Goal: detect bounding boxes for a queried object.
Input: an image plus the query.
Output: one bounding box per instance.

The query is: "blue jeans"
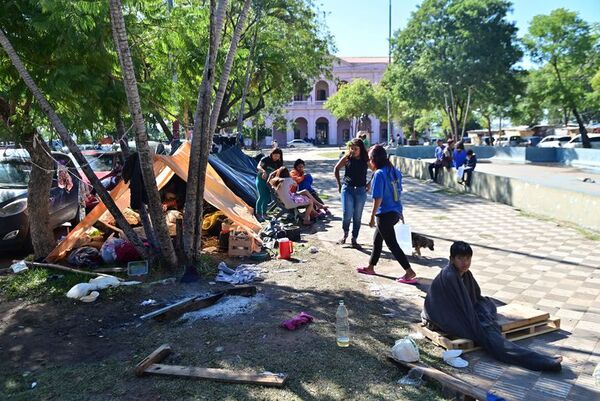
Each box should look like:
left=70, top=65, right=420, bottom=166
left=341, top=184, right=367, bottom=240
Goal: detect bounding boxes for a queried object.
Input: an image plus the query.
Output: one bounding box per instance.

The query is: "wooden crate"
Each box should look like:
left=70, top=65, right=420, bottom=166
left=228, top=232, right=254, bottom=257
left=418, top=306, right=561, bottom=353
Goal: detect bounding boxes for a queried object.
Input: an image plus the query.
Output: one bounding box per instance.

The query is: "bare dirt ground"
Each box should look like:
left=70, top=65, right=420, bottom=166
left=0, top=154, right=448, bottom=401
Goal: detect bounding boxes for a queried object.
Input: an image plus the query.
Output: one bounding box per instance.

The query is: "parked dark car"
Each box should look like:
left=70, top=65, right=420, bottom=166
left=0, top=150, right=81, bottom=250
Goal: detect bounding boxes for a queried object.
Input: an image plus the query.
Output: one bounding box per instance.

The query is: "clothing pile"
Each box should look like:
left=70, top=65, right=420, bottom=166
left=215, top=262, right=263, bottom=285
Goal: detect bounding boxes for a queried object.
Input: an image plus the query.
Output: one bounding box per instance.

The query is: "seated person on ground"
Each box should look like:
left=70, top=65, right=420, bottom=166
left=291, top=159, right=326, bottom=206
left=268, top=167, right=325, bottom=226
left=422, top=241, right=562, bottom=372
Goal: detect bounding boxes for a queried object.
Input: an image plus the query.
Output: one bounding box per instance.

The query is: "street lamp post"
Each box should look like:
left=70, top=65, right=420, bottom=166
left=387, top=0, right=394, bottom=145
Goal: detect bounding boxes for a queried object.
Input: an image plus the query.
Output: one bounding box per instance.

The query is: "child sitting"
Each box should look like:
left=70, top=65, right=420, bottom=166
left=290, top=159, right=326, bottom=206
left=269, top=167, right=325, bottom=226
left=459, top=150, right=477, bottom=186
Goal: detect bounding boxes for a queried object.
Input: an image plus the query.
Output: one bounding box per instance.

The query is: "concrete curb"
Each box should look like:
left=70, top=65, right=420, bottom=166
left=390, top=156, right=600, bottom=232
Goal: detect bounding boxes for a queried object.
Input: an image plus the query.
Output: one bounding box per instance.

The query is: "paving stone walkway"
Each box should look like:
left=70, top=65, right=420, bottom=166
left=300, top=152, right=600, bottom=401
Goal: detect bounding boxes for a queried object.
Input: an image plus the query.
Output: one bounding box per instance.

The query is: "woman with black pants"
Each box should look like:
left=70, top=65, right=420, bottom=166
left=357, top=145, right=417, bottom=284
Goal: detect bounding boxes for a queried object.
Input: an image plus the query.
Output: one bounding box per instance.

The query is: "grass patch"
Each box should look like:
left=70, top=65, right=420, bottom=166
left=0, top=269, right=89, bottom=301
left=517, top=209, right=600, bottom=241
left=318, top=151, right=343, bottom=159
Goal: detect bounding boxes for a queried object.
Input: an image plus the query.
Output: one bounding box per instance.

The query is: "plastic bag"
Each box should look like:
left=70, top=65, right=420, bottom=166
left=397, top=367, right=424, bottom=387
left=393, top=224, right=412, bottom=254
left=391, top=337, right=420, bottom=363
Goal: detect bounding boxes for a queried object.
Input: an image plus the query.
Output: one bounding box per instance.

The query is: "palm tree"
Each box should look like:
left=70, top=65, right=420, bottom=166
left=108, top=0, right=178, bottom=269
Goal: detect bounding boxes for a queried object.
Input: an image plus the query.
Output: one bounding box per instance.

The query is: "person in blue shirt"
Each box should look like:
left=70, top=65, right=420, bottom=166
left=357, top=145, right=417, bottom=284
left=453, top=142, right=467, bottom=168
left=427, top=139, right=444, bottom=182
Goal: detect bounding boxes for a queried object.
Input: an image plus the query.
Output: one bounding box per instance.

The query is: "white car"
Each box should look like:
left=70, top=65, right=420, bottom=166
left=537, top=135, right=572, bottom=148
left=287, top=139, right=315, bottom=149
left=562, top=134, right=600, bottom=149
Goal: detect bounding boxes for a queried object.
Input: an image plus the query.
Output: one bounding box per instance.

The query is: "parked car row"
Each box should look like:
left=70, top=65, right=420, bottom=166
left=479, top=133, right=600, bottom=149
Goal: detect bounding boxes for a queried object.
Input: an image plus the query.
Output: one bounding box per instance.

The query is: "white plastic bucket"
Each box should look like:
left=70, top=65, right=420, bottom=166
left=394, top=223, right=412, bottom=254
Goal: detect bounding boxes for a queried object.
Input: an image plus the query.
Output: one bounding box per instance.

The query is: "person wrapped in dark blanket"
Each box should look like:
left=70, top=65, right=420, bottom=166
left=422, top=241, right=562, bottom=372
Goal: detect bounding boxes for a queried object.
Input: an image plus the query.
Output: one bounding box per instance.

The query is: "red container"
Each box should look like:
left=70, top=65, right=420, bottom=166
left=277, top=238, right=294, bottom=259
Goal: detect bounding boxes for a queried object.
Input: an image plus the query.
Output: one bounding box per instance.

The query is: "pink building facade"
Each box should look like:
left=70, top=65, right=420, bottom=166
left=271, top=57, right=399, bottom=147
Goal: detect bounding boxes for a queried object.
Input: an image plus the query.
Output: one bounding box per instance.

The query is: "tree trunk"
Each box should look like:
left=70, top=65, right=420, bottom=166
left=572, top=107, right=590, bottom=148
left=236, top=16, right=260, bottom=133
left=109, top=0, right=177, bottom=269
left=191, top=0, right=251, bottom=264
left=154, top=111, right=173, bottom=141
left=183, top=0, right=229, bottom=264
left=0, top=27, right=147, bottom=259
left=550, top=60, right=590, bottom=147
left=23, top=131, right=55, bottom=258
left=460, top=87, right=472, bottom=139
left=115, top=113, right=130, bottom=158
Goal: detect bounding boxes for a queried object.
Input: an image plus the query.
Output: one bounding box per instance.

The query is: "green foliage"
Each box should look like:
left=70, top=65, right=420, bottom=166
left=1, top=0, right=334, bottom=143
left=324, top=78, right=384, bottom=122
left=523, top=8, right=600, bottom=127
left=386, top=0, right=522, bottom=138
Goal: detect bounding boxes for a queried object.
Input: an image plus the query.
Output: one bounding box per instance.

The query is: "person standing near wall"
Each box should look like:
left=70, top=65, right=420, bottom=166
left=334, top=138, right=369, bottom=248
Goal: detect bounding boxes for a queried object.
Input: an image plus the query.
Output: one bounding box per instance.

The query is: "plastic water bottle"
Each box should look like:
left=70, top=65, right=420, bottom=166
left=336, top=300, right=350, bottom=347
left=593, top=362, right=600, bottom=387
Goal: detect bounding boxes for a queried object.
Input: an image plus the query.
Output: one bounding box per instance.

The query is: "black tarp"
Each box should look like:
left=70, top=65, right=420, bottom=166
left=208, top=147, right=261, bottom=207
left=423, top=264, right=561, bottom=372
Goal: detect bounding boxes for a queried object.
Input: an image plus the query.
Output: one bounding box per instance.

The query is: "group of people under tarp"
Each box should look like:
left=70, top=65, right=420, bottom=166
left=254, top=148, right=328, bottom=226
left=422, top=241, right=562, bottom=372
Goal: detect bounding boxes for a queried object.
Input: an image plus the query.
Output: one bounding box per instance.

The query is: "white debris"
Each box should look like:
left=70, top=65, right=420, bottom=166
left=181, top=295, right=265, bottom=322
left=10, top=260, right=28, bottom=274
left=140, top=299, right=157, bottom=306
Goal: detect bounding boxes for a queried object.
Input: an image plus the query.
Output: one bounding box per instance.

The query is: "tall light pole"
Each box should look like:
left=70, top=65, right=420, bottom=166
left=387, top=0, right=393, bottom=145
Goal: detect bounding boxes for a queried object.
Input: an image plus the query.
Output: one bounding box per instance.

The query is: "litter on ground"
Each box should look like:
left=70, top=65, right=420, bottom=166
left=180, top=294, right=265, bottom=322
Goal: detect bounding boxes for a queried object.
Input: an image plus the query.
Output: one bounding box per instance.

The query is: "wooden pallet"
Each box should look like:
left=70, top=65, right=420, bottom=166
left=418, top=317, right=561, bottom=353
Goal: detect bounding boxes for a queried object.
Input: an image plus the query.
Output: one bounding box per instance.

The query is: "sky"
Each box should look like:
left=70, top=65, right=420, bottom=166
left=320, top=0, right=600, bottom=58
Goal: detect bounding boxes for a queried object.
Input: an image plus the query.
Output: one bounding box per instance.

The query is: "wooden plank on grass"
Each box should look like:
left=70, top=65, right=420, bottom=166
left=135, top=344, right=173, bottom=377
left=144, top=364, right=288, bottom=387
left=140, top=293, right=225, bottom=321
left=388, top=357, right=489, bottom=400
left=496, top=304, right=549, bottom=332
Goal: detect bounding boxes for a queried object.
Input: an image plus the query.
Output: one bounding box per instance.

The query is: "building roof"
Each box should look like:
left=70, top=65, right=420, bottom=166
left=338, top=56, right=389, bottom=64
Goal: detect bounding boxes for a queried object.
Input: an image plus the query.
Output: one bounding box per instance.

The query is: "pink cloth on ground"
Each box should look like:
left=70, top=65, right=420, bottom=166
left=280, top=312, right=314, bottom=330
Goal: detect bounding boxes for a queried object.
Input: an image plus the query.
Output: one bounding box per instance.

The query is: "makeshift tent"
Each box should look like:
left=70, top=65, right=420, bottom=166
left=208, top=146, right=259, bottom=207
left=46, top=142, right=260, bottom=262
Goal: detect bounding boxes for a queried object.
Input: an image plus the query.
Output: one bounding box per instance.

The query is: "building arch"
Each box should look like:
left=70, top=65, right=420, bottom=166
left=314, top=80, right=330, bottom=101
left=315, top=116, right=329, bottom=145
left=293, top=117, right=308, bottom=139
left=337, top=118, right=351, bottom=144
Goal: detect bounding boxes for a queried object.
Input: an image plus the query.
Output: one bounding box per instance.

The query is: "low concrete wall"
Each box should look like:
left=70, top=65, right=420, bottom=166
left=391, top=156, right=600, bottom=231
left=557, top=148, right=600, bottom=170
left=393, top=145, right=597, bottom=167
